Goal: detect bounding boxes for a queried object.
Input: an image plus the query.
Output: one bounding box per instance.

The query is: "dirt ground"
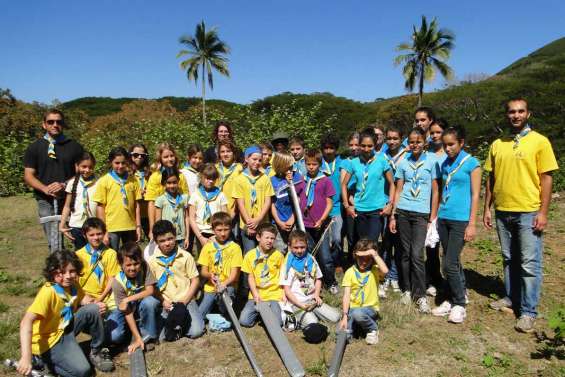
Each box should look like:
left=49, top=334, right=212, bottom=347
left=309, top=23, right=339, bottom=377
left=0, top=194, right=563, bottom=377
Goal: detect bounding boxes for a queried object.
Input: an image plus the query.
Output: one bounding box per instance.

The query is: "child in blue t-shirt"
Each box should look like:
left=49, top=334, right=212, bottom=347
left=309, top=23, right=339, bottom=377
left=270, top=152, right=305, bottom=253
left=389, top=127, right=440, bottom=314
left=340, top=132, right=361, bottom=264
left=431, top=126, right=481, bottom=324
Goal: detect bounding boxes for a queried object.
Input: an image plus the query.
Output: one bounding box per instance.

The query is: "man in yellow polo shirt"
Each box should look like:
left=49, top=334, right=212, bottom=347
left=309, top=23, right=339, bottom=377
left=483, top=98, right=558, bottom=333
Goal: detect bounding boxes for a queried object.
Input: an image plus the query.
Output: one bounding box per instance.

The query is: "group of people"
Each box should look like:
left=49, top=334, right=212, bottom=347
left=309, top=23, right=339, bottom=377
left=15, top=97, right=558, bottom=376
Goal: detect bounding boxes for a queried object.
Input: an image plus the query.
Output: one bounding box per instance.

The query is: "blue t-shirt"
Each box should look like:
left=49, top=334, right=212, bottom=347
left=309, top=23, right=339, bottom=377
left=321, top=156, right=344, bottom=217
left=344, top=154, right=390, bottom=212
left=438, top=152, right=480, bottom=221
left=271, top=173, right=305, bottom=222
left=340, top=157, right=357, bottom=190
left=293, top=158, right=307, bottom=177
left=381, top=148, right=409, bottom=200
left=395, top=152, right=440, bottom=214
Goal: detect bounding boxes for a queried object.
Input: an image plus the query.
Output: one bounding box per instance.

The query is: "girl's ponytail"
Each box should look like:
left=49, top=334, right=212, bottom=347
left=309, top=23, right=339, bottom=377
left=70, top=172, right=80, bottom=213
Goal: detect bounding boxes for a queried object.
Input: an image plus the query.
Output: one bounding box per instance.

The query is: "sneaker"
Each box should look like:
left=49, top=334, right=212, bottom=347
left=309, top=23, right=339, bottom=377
left=426, top=285, right=437, bottom=297
left=378, top=284, right=387, bottom=299
left=448, top=305, right=466, bottom=323
left=329, top=285, right=339, bottom=295
left=365, top=330, right=379, bottom=345
left=489, top=297, right=512, bottom=311
left=383, top=279, right=391, bottom=290
left=515, top=315, right=536, bottom=333
left=90, top=348, right=115, bottom=372
left=416, top=297, right=431, bottom=314
left=465, top=290, right=470, bottom=305
left=432, top=300, right=452, bottom=317
left=400, top=291, right=411, bottom=305
left=390, top=280, right=400, bottom=292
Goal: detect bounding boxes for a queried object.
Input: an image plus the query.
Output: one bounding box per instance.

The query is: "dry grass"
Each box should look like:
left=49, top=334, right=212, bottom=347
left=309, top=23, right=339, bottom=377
left=1, top=194, right=564, bottom=377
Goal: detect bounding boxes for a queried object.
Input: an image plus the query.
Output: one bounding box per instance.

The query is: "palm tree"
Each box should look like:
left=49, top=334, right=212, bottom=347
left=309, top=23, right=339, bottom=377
left=394, top=16, right=455, bottom=107
left=177, top=21, right=230, bottom=127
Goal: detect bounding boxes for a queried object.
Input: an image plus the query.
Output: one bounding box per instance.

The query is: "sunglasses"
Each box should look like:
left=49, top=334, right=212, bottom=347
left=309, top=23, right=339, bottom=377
left=130, top=152, right=148, bottom=159
left=46, top=119, right=64, bottom=126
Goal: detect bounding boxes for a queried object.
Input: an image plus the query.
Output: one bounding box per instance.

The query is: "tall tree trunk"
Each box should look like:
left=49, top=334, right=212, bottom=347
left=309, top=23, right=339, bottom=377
left=418, top=64, right=424, bottom=108
left=201, top=64, right=206, bottom=128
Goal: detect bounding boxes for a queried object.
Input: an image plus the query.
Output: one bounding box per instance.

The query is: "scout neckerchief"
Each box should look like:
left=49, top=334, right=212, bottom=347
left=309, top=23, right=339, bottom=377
left=242, top=168, right=261, bottom=209
left=43, top=133, right=66, bottom=159
left=383, top=147, right=406, bottom=172
left=285, top=252, right=315, bottom=276
left=512, top=124, right=531, bottom=149
left=360, top=151, right=377, bottom=194
left=407, top=152, right=427, bottom=198
left=352, top=266, right=370, bottom=306
left=109, top=170, right=129, bottom=208
left=165, top=191, right=184, bottom=231
left=263, top=166, right=272, bottom=176
left=442, top=150, right=471, bottom=204
left=212, top=240, right=233, bottom=276
left=253, top=247, right=273, bottom=288
left=321, top=157, right=338, bottom=176
left=51, top=283, right=78, bottom=330
left=116, top=270, right=144, bottom=296
left=293, top=157, right=305, bottom=174
left=79, top=175, right=96, bottom=218
left=156, top=248, right=178, bottom=290
left=305, top=172, right=325, bottom=208
left=85, top=243, right=105, bottom=284
left=135, top=170, right=145, bottom=192
left=275, top=176, right=290, bottom=199
left=198, top=185, right=221, bottom=224
left=218, top=162, right=237, bottom=189
left=182, top=162, right=199, bottom=175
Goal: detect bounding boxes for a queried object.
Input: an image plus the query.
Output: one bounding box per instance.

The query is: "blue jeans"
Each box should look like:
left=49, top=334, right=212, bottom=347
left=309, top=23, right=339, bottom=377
left=37, top=198, right=64, bottom=253
left=330, top=215, right=343, bottom=264
left=307, top=226, right=336, bottom=287
left=198, top=287, right=236, bottom=317
left=382, top=218, right=401, bottom=282
left=438, top=219, right=468, bottom=306
left=158, top=300, right=205, bottom=339
left=40, top=304, right=104, bottom=377
left=106, top=296, right=161, bottom=344
left=240, top=229, right=258, bottom=254
left=348, top=307, right=378, bottom=333
left=397, top=209, right=428, bottom=299
left=239, top=300, right=282, bottom=328
left=70, top=227, right=87, bottom=250
left=355, top=210, right=383, bottom=242
left=495, top=211, right=543, bottom=317
left=107, top=230, right=136, bottom=252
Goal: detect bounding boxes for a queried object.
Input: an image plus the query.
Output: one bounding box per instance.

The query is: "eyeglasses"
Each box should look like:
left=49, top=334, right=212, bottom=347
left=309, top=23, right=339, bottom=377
left=130, top=153, right=148, bottom=159
left=46, top=119, right=64, bottom=126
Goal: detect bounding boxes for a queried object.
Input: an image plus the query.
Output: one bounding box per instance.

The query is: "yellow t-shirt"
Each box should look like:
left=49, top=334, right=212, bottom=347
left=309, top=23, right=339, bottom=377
left=28, top=282, right=85, bottom=355
left=241, top=248, right=284, bottom=301
left=76, top=246, right=120, bottom=310
left=216, top=162, right=243, bottom=216
left=144, top=171, right=189, bottom=201
left=148, top=247, right=198, bottom=302
left=197, top=240, right=243, bottom=293
left=342, top=265, right=381, bottom=312
left=232, top=171, right=275, bottom=228
left=92, top=173, right=141, bottom=232
left=484, top=131, right=558, bottom=212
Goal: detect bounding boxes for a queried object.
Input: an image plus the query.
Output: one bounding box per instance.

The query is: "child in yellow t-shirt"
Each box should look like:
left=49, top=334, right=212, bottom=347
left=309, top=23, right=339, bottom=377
left=233, top=145, right=275, bottom=252
left=216, top=140, right=243, bottom=218
left=259, top=142, right=275, bottom=177
left=197, top=212, right=242, bottom=320
left=93, top=146, right=142, bottom=251
left=17, top=250, right=114, bottom=376
left=147, top=220, right=205, bottom=340
left=239, top=223, right=284, bottom=327
left=339, top=239, right=388, bottom=345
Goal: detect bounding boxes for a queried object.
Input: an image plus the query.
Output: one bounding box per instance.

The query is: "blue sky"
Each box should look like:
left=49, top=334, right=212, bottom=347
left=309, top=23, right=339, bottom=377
left=1, top=1, right=564, bottom=104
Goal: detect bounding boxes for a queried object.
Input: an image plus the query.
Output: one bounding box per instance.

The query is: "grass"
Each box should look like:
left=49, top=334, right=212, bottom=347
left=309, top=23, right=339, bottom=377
left=1, top=194, right=565, bottom=376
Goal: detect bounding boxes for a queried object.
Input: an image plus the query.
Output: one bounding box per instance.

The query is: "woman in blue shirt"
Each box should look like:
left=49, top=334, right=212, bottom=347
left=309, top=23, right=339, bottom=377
left=341, top=128, right=394, bottom=245
left=390, top=127, right=440, bottom=314
left=431, top=126, right=481, bottom=324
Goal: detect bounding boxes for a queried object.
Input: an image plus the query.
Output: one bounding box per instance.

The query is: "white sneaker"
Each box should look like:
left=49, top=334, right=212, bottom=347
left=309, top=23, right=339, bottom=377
left=378, top=284, right=387, bottom=299
left=390, top=280, right=400, bottom=292
left=416, top=297, right=431, bottom=314
left=448, top=305, right=466, bottom=323
left=383, top=279, right=391, bottom=290
left=426, top=285, right=437, bottom=297
left=432, top=300, right=452, bottom=317
left=329, top=285, right=339, bottom=295
left=400, top=291, right=411, bottom=305
left=365, top=330, right=379, bottom=345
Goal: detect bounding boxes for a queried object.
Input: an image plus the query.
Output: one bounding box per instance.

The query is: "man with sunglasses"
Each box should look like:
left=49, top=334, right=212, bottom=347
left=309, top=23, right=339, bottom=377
left=24, top=109, right=84, bottom=252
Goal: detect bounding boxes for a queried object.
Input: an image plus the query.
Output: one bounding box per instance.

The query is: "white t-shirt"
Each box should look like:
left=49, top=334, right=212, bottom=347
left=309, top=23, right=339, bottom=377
left=188, top=189, right=228, bottom=233
left=65, top=177, right=99, bottom=228
left=181, top=169, right=200, bottom=196
left=279, top=254, right=323, bottom=306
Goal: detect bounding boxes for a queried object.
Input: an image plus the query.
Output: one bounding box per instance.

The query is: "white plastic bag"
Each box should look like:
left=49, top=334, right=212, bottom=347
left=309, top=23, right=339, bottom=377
left=425, top=218, right=440, bottom=248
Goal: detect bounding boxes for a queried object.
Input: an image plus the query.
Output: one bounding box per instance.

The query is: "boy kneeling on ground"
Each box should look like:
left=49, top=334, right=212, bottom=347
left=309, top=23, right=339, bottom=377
left=339, top=239, right=388, bottom=345
left=17, top=250, right=114, bottom=377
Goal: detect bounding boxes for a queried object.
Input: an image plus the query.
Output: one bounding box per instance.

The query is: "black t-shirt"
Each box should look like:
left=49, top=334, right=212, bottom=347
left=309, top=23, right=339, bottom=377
left=203, top=145, right=218, bottom=164
left=23, top=137, right=84, bottom=200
